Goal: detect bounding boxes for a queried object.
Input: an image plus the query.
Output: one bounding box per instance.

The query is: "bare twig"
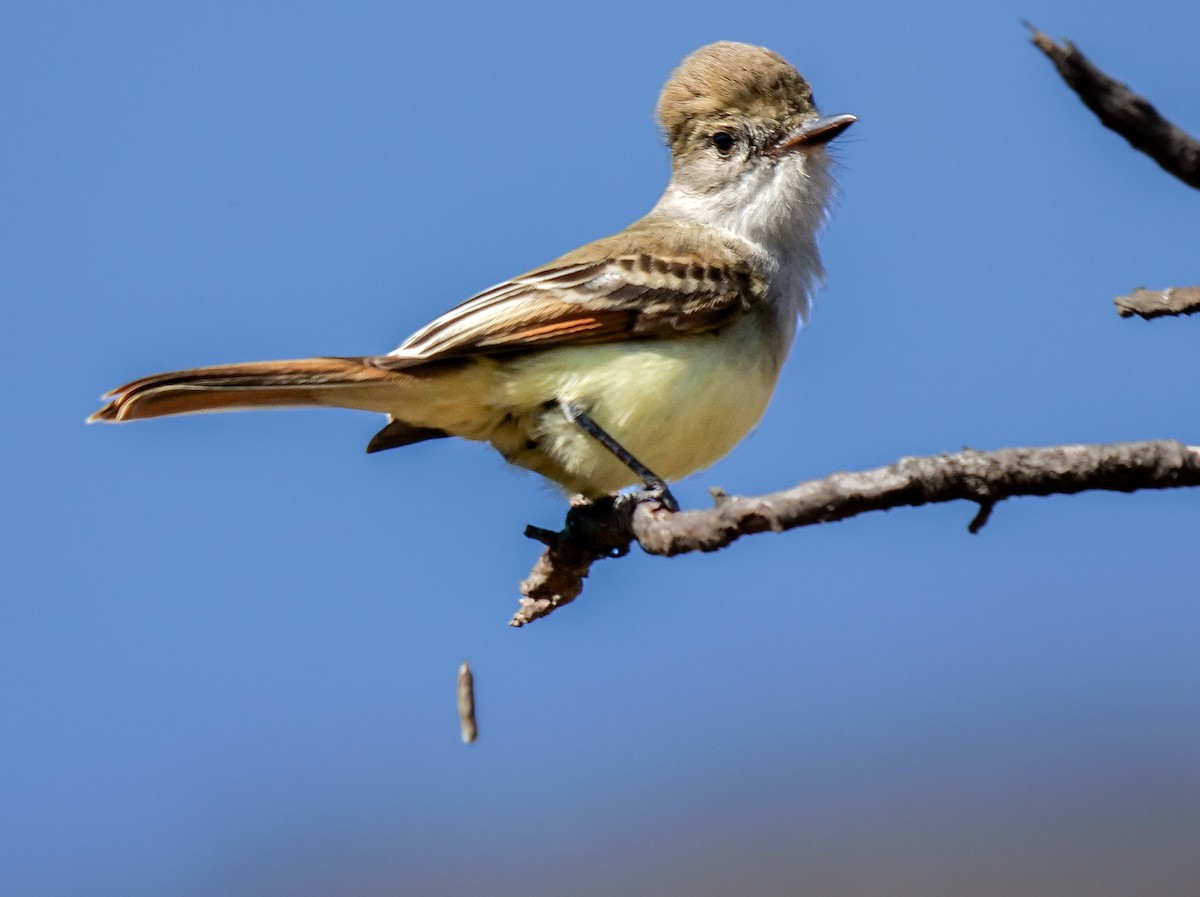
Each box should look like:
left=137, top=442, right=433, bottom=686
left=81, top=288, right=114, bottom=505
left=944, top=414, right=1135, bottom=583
left=457, top=661, right=477, bottom=744
left=511, top=440, right=1200, bottom=626
left=1028, top=27, right=1200, bottom=189
left=1115, top=286, right=1200, bottom=320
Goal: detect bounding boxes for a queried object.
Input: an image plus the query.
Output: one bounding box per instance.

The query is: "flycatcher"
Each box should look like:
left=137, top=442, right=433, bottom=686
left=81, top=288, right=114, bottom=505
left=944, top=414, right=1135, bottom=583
left=91, top=42, right=855, bottom=512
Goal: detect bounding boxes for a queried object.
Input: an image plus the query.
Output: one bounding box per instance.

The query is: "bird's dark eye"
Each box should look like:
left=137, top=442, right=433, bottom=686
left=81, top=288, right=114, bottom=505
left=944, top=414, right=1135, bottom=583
left=711, top=131, right=735, bottom=156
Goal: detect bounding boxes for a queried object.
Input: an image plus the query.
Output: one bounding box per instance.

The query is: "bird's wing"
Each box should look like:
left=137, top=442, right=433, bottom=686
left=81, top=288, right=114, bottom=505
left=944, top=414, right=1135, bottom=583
left=373, top=220, right=765, bottom=368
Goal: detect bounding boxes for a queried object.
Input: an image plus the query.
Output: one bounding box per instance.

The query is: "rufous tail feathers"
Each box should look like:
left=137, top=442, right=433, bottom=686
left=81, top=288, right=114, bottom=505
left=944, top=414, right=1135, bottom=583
left=89, top=357, right=404, bottom=423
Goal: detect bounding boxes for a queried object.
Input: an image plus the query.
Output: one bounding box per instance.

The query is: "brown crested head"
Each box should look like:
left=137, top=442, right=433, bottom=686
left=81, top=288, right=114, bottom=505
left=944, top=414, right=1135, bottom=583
left=656, top=42, right=819, bottom=158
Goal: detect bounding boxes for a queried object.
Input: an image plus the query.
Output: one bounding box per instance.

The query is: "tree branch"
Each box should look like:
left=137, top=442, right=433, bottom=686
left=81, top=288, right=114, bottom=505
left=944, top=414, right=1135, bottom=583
left=1028, top=27, right=1200, bottom=190
left=1115, top=286, right=1200, bottom=320
left=510, top=440, right=1200, bottom=626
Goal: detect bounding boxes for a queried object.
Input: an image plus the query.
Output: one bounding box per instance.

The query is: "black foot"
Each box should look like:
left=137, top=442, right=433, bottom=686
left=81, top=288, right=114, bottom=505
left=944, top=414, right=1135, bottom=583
left=622, top=481, right=679, bottom=513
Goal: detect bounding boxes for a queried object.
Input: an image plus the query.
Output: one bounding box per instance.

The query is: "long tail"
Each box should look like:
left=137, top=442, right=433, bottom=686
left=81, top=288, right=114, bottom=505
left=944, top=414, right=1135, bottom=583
left=89, top=357, right=407, bottom=423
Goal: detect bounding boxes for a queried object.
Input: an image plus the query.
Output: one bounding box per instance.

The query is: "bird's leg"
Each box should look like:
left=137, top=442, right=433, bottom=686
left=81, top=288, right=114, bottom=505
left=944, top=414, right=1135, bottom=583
left=559, top=400, right=680, bottom=512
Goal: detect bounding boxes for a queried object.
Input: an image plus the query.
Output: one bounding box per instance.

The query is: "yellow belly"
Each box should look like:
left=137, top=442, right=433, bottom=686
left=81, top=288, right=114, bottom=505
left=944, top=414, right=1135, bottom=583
left=385, top=313, right=786, bottom=498
left=494, top=314, right=783, bottom=496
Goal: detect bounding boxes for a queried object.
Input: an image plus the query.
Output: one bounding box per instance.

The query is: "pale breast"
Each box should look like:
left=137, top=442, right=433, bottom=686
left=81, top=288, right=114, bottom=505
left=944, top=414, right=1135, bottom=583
left=490, top=311, right=785, bottom=496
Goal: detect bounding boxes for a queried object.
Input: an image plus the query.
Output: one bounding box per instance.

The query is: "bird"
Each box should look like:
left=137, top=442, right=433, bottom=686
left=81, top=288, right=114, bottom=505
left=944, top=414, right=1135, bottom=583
left=90, top=42, right=855, bottom=512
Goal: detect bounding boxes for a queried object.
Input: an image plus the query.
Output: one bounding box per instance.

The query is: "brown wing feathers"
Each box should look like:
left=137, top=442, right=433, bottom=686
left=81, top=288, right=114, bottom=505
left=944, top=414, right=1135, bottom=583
left=380, top=245, right=758, bottom=366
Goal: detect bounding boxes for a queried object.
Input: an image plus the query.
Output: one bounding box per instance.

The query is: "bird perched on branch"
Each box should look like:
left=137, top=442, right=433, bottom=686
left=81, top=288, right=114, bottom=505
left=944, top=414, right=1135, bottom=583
left=91, top=42, right=855, bottom=512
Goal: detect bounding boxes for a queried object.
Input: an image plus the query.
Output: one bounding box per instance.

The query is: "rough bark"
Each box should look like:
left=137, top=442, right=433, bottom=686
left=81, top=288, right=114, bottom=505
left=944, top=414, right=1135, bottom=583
left=511, top=440, right=1200, bottom=626
left=1029, top=28, right=1200, bottom=189
left=1115, top=286, right=1200, bottom=320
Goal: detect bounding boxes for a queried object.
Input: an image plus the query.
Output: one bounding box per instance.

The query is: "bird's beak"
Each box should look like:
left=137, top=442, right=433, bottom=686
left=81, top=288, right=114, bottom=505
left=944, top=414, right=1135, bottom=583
left=774, top=113, right=857, bottom=154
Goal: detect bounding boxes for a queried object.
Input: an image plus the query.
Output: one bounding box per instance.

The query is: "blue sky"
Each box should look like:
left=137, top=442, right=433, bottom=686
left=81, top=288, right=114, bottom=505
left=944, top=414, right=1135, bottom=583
left=4, top=1, right=1198, bottom=894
